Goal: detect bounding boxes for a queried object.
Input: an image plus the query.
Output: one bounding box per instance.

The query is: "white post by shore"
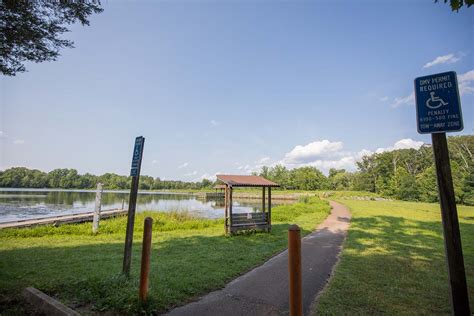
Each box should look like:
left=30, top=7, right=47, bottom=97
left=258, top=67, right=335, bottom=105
left=92, top=183, right=103, bottom=234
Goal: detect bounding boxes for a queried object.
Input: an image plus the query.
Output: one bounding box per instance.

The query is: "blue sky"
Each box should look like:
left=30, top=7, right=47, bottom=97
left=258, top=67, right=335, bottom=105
left=1, top=0, right=473, bottom=181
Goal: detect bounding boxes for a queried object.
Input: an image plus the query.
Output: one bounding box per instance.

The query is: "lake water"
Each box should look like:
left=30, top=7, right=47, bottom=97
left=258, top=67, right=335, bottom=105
left=0, top=189, right=281, bottom=223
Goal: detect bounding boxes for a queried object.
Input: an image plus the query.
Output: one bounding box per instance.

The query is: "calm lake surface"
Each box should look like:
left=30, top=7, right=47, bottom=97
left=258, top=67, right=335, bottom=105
left=0, top=188, right=282, bottom=223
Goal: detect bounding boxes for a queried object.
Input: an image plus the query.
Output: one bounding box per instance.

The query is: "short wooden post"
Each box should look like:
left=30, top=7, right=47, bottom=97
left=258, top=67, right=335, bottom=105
left=92, top=183, right=103, bottom=234
left=288, top=224, right=302, bottom=316
left=268, top=187, right=272, bottom=232
left=139, top=217, right=153, bottom=303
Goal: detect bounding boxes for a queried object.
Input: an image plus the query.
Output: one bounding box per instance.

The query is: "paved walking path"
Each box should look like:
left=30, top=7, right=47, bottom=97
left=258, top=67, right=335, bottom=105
left=166, top=201, right=351, bottom=316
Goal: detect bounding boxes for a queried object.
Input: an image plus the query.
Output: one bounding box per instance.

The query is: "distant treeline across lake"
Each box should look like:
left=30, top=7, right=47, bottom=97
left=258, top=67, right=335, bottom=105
left=0, top=135, right=472, bottom=204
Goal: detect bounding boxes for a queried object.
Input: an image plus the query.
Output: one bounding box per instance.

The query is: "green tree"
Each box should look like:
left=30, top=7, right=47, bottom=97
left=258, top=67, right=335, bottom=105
left=436, top=0, right=473, bottom=11
left=290, top=167, right=328, bottom=190
left=391, top=167, right=419, bottom=201
left=267, top=165, right=291, bottom=189
left=1, top=0, right=102, bottom=76
left=462, top=165, right=474, bottom=205
left=417, top=166, right=438, bottom=203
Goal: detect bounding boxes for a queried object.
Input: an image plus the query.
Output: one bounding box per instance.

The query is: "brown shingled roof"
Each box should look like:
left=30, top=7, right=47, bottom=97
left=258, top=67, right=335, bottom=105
left=216, top=175, right=279, bottom=187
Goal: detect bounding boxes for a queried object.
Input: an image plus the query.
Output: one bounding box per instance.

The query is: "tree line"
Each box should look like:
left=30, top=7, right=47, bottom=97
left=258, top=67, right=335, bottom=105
left=0, top=168, right=213, bottom=191
left=1, top=135, right=472, bottom=204
left=255, top=135, right=473, bottom=205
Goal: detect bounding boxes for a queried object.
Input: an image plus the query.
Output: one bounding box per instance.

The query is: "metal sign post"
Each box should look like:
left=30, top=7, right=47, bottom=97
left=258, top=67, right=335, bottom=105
left=414, top=72, right=470, bottom=315
left=122, top=136, right=145, bottom=276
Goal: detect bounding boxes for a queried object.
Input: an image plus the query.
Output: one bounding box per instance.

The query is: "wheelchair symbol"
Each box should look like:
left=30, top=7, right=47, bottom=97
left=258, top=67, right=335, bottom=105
left=426, top=92, right=448, bottom=109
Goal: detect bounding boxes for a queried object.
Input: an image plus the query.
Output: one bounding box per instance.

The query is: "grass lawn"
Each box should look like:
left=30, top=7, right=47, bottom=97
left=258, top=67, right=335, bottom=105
left=0, top=197, right=329, bottom=315
left=315, top=199, right=474, bottom=315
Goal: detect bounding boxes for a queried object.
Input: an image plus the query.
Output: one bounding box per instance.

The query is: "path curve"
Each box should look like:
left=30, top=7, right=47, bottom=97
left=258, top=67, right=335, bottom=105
left=166, top=201, right=351, bottom=316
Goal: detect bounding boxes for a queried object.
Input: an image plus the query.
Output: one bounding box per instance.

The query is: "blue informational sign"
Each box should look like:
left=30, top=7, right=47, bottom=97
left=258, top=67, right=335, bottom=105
left=414, top=71, right=463, bottom=134
left=130, top=136, right=144, bottom=176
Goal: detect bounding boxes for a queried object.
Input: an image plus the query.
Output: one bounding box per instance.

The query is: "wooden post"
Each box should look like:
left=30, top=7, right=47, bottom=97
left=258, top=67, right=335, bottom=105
left=224, top=185, right=228, bottom=234
left=268, top=187, right=272, bottom=232
left=262, top=187, right=266, bottom=217
left=229, top=186, right=233, bottom=234
left=139, top=217, right=153, bottom=303
left=92, top=183, right=103, bottom=234
left=123, top=136, right=145, bottom=276
left=432, top=132, right=470, bottom=315
left=288, top=224, right=302, bottom=316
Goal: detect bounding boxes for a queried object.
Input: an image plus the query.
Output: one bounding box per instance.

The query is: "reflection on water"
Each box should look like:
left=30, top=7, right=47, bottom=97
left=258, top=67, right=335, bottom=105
left=0, top=189, right=283, bottom=223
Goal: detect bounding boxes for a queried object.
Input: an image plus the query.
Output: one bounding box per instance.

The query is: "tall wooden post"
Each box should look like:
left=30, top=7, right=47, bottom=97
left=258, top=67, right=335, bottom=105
left=123, top=136, right=145, bottom=276
left=92, top=183, right=103, bottom=234
left=262, top=187, right=266, bottom=218
left=229, top=186, right=233, bottom=234
left=268, top=187, right=272, bottom=232
left=432, top=132, right=470, bottom=315
left=224, top=185, right=228, bottom=234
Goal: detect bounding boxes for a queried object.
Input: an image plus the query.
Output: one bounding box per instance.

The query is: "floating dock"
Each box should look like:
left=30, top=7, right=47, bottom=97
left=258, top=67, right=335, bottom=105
left=0, top=209, right=127, bottom=229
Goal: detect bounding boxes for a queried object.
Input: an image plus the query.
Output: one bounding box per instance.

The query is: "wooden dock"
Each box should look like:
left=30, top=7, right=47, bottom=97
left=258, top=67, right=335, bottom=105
left=0, top=209, right=127, bottom=229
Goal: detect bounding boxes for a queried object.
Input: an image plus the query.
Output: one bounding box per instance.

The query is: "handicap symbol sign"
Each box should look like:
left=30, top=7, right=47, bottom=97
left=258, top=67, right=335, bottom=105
left=425, top=91, right=449, bottom=109
left=414, top=71, right=463, bottom=134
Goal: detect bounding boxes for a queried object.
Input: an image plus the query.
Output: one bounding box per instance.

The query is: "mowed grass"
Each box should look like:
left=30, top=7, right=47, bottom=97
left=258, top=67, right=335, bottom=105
left=315, top=199, right=474, bottom=315
left=0, top=197, right=330, bottom=315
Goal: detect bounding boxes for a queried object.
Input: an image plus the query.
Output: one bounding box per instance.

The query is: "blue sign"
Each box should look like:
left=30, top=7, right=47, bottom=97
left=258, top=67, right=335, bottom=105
left=414, top=71, right=463, bottom=134
left=130, top=136, right=144, bottom=176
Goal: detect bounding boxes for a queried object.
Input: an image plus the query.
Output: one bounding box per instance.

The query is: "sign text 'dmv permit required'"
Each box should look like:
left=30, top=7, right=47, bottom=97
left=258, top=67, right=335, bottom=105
left=414, top=71, right=463, bottom=134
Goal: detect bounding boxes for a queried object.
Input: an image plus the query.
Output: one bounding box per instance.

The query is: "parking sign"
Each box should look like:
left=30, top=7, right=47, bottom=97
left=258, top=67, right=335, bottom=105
left=414, top=71, right=463, bottom=134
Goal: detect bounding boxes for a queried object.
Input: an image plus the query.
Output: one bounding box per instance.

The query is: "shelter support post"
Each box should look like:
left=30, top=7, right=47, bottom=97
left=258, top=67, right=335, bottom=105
left=229, top=187, right=233, bottom=234
left=268, top=187, right=272, bottom=232
left=224, top=185, right=228, bottom=234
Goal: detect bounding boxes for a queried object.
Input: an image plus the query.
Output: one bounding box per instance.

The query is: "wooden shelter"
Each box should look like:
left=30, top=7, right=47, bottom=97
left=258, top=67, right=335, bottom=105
left=216, top=175, right=279, bottom=234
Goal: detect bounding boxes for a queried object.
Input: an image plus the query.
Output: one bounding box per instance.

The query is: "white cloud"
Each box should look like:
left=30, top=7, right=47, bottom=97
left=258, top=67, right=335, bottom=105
left=194, top=172, right=218, bottom=182
left=152, top=160, right=159, bottom=164
left=423, top=53, right=461, bottom=69
left=210, top=120, right=221, bottom=126
left=379, top=96, right=389, bottom=102
left=184, top=170, right=198, bottom=176
left=13, top=139, right=25, bottom=145
left=375, top=138, right=424, bottom=153
left=357, top=149, right=373, bottom=158
left=305, top=156, right=357, bottom=172
left=256, top=157, right=271, bottom=164
left=391, top=92, right=415, bottom=108
left=237, top=164, right=254, bottom=174
left=239, top=138, right=427, bottom=175
left=177, top=162, right=189, bottom=169
left=459, top=70, right=474, bottom=82
left=275, top=139, right=355, bottom=174
left=458, top=70, right=474, bottom=96
left=283, top=140, right=343, bottom=164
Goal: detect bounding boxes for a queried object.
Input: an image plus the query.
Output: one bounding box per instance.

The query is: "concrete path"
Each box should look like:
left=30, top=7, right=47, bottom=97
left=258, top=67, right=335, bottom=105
left=166, top=201, right=351, bottom=316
